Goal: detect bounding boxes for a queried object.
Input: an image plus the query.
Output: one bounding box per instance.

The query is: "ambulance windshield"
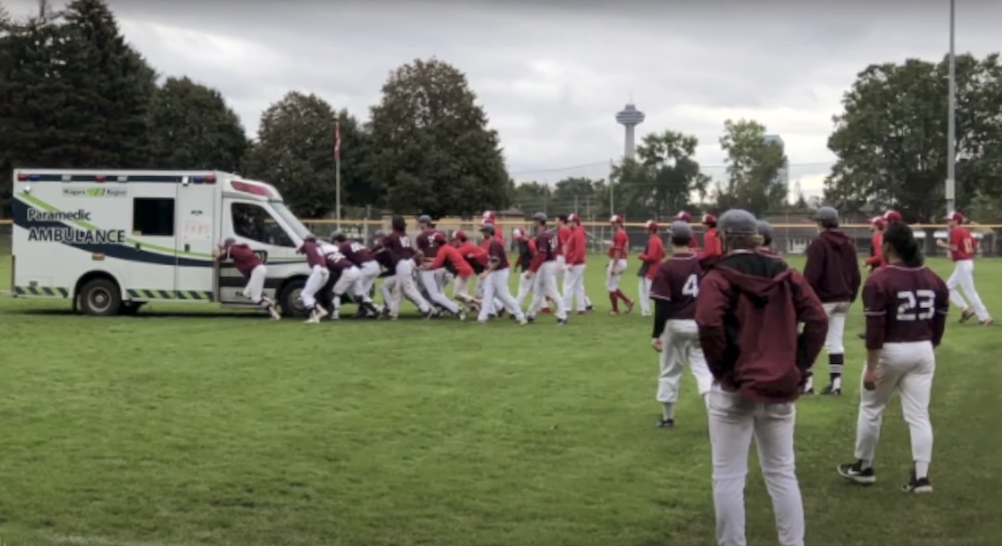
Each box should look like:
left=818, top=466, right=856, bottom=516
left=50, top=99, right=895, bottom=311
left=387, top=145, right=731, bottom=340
left=270, top=201, right=313, bottom=240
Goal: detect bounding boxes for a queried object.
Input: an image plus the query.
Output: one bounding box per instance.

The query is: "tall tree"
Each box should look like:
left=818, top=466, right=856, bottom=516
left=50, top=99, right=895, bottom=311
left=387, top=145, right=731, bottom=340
left=147, top=76, right=248, bottom=172
left=609, top=130, right=710, bottom=220
left=823, top=54, right=1002, bottom=223
left=716, top=119, right=788, bottom=215
left=551, top=176, right=598, bottom=215
left=366, top=57, right=511, bottom=216
left=511, top=181, right=552, bottom=215
left=242, top=91, right=370, bottom=218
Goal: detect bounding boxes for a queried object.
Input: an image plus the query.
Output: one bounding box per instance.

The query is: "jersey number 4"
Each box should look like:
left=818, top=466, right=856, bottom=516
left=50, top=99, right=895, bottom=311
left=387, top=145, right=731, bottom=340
left=896, top=289, right=935, bottom=321
left=682, top=274, right=699, bottom=297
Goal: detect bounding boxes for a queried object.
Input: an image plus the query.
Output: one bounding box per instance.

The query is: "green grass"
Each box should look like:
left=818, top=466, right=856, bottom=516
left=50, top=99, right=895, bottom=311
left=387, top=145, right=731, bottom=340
left=0, top=252, right=1001, bottom=546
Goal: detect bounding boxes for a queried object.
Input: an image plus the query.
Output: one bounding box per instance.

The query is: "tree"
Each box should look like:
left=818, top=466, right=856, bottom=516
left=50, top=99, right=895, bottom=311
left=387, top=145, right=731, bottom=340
left=551, top=177, right=598, bottom=215
left=366, top=57, right=511, bottom=216
left=609, top=130, right=710, bottom=220
left=241, top=91, right=365, bottom=218
left=716, top=119, right=788, bottom=215
left=511, top=181, right=551, bottom=215
left=823, top=54, right=1002, bottom=222
left=147, top=76, right=248, bottom=172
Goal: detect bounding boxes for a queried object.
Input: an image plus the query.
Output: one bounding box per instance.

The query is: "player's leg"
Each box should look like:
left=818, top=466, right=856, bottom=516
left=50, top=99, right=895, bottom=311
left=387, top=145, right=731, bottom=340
left=821, top=307, right=847, bottom=394
left=605, top=262, right=620, bottom=314
left=380, top=276, right=396, bottom=317
left=946, top=264, right=972, bottom=320
left=397, top=259, right=432, bottom=315
left=301, top=266, right=327, bottom=322
left=492, top=268, right=526, bottom=323
left=526, top=271, right=547, bottom=319
left=246, top=265, right=280, bottom=319
left=680, top=326, right=713, bottom=408
left=804, top=303, right=835, bottom=393
left=753, top=401, right=804, bottom=546
left=656, top=321, right=684, bottom=427
left=839, top=352, right=906, bottom=484
left=348, top=268, right=379, bottom=317
left=957, top=261, right=991, bottom=323
left=897, top=343, right=936, bottom=492
left=560, top=264, right=577, bottom=312
left=638, top=277, right=651, bottom=316
left=556, top=255, right=566, bottom=292
left=708, top=387, right=755, bottom=546
left=477, top=272, right=498, bottom=323
left=516, top=271, right=533, bottom=307
left=421, top=269, right=462, bottom=316
left=576, top=265, right=592, bottom=311
left=329, top=270, right=358, bottom=319
left=543, top=263, right=567, bottom=321
left=614, top=259, right=634, bottom=313
left=360, top=261, right=380, bottom=295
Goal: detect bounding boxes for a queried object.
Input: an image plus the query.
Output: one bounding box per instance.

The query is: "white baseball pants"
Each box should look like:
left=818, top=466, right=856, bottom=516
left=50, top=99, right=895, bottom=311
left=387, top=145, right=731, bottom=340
left=822, top=302, right=849, bottom=355
left=477, top=268, right=525, bottom=322
left=556, top=254, right=567, bottom=287
left=638, top=276, right=653, bottom=315
left=657, top=319, right=713, bottom=408
left=528, top=261, right=567, bottom=320
left=300, top=264, right=329, bottom=309
left=476, top=278, right=505, bottom=316
left=419, top=268, right=461, bottom=314
left=853, top=341, right=935, bottom=472
left=451, top=274, right=475, bottom=304
left=947, top=259, right=989, bottom=321
left=331, top=266, right=362, bottom=297
left=515, top=271, right=535, bottom=307
left=606, top=258, right=628, bottom=292
left=381, top=276, right=419, bottom=310
left=709, top=386, right=804, bottom=546
left=358, top=261, right=381, bottom=295
left=242, top=265, right=268, bottom=304
left=391, top=259, right=430, bottom=315
left=561, top=263, right=589, bottom=312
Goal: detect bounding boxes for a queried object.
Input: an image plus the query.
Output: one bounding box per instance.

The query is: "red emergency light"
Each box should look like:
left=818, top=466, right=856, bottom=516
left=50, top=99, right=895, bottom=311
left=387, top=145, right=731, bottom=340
left=94, top=174, right=106, bottom=183
left=232, top=180, right=273, bottom=198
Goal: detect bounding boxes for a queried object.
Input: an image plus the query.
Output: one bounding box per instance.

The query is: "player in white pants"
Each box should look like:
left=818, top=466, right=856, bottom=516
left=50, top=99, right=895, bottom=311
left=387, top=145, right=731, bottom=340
left=476, top=223, right=527, bottom=325
left=385, top=215, right=433, bottom=319
left=299, top=237, right=330, bottom=323
left=525, top=212, right=568, bottom=324
left=637, top=220, right=665, bottom=317
left=415, top=216, right=464, bottom=318
left=561, top=213, right=592, bottom=313
left=939, top=211, right=992, bottom=325
left=606, top=214, right=634, bottom=314
left=328, top=260, right=377, bottom=320
left=838, top=222, right=949, bottom=493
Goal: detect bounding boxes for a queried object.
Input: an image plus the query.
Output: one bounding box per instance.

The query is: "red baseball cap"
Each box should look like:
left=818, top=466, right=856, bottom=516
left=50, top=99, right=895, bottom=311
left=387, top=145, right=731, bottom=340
left=567, top=213, right=581, bottom=224
left=452, top=229, right=467, bottom=241
left=702, top=214, right=717, bottom=224
left=674, top=211, right=692, bottom=222
left=645, top=220, right=658, bottom=231
left=945, top=211, right=965, bottom=222
left=870, top=216, right=886, bottom=229
left=433, top=231, right=447, bottom=244
left=609, top=214, right=624, bottom=224
left=512, top=228, right=525, bottom=240
left=884, top=210, right=902, bottom=223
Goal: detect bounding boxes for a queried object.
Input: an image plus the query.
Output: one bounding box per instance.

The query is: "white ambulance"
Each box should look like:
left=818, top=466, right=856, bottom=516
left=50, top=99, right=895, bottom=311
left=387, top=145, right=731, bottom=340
left=10, top=169, right=320, bottom=317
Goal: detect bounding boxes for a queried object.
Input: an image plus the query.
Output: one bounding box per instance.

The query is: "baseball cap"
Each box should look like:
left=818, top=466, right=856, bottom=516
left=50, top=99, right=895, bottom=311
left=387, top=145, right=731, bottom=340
left=567, top=213, right=580, bottom=223
left=532, top=212, right=548, bottom=222
left=669, top=221, right=692, bottom=239
left=701, top=213, right=716, bottom=225
left=512, top=228, right=524, bottom=240
left=870, top=216, right=886, bottom=228
left=609, top=214, right=624, bottom=224
left=718, top=209, right=758, bottom=235
left=644, top=220, right=658, bottom=231
left=675, top=211, right=692, bottom=222
left=418, top=214, right=433, bottom=225
left=884, top=210, right=902, bottom=223
left=452, top=229, right=466, bottom=241
left=756, top=220, right=773, bottom=240
left=945, top=211, right=965, bottom=222
left=480, top=223, right=496, bottom=234
left=813, top=206, right=838, bottom=223
left=433, top=231, right=447, bottom=243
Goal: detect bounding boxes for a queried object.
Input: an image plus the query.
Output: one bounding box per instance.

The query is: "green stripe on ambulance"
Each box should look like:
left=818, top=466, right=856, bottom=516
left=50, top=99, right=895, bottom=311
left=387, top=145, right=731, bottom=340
left=126, top=289, right=212, bottom=300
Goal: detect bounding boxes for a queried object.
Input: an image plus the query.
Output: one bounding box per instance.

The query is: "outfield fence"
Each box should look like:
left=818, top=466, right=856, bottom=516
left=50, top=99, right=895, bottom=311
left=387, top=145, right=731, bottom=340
left=2, top=219, right=1000, bottom=257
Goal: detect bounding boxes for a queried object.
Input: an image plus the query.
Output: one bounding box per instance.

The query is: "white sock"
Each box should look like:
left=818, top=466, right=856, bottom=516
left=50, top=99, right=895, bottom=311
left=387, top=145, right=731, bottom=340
left=661, top=403, right=674, bottom=421
left=804, top=375, right=814, bottom=391
left=832, top=375, right=842, bottom=391
left=915, top=462, right=930, bottom=480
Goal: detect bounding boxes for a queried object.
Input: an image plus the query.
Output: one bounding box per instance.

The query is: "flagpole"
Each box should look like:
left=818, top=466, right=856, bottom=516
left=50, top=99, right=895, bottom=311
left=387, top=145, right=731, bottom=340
left=334, top=121, right=342, bottom=224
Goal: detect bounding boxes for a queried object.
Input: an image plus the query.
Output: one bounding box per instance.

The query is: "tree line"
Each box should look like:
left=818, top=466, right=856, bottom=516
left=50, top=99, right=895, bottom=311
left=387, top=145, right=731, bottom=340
left=3, top=0, right=1001, bottom=223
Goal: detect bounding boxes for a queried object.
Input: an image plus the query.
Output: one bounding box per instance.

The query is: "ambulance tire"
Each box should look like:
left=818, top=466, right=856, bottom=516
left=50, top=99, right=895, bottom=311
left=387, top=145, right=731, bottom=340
left=278, top=278, right=308, bottom=319
left=79, top=278, right=122, bottom=317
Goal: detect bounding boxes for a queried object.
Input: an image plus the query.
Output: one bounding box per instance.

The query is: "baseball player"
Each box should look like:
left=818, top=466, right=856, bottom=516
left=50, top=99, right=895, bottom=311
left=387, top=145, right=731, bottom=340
left=756, top=220, right=784, bottom=261
left=699, top=213, right=722, bottom=257
left=561, top=213, right=593, bottom=313
left=864, top=216, right=887, bottom=273
left=695, top=209, right=827, bottom=546
left=938, top=211, right=992, bottom=325
left=673, top=211, right=701, bottom=251
left=802, top=206, right=861, bottom=395
left=838, top=222, right=948, bottom=494
left=606, top=214, right=634, bottom=314
left=637, top=219, right=665, bottom=317
left=297, top=235, right=330, bottom=323
left=512, top=228, right=537, bottom=308
left=214, top=238, right=281, bottom=320
left=476, top=223, right=527, bottom=325
left=415, top=215, right=464, bottom=318
left=525, top=212, right=569, bottom=324
left=649, top=221, right=712, bottom=428
left=384, top=215, right=434, bottom=319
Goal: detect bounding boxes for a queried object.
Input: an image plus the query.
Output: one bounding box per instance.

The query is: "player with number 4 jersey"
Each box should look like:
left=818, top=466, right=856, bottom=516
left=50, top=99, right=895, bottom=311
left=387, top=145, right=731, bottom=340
left=838, top=222, right=949, bottom=494
left=649, top=221, right=712, bottom=428
left=938, top=211, right=992, bottom=325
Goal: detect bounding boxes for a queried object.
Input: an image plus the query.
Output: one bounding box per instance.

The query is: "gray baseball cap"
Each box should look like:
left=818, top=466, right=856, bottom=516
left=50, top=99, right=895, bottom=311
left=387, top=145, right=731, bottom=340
left=813, top=206, right=838, bottom=223
left=669, top=221, right=692, bottom=239
left=223, top=237, right=236, bottom=246
left=418, top=214, right=433, bottom=225
left=480, top=223, right=496, bottom=234
left=718, top=209, right=759, bottom=235
left=756, top=220, right=773, bottom=239
left=532, top=212, right=548, bottom=222
left=373, top=229, right=386, bottom=238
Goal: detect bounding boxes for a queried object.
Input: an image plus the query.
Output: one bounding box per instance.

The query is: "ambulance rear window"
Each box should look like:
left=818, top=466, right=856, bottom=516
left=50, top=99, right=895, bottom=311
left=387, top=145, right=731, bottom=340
left=133, top=197, right=175, bottom=237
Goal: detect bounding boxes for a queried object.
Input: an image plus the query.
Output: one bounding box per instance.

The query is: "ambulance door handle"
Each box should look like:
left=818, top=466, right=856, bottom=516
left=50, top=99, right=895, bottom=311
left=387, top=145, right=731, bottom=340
left=184, top=244, right=190, bottom=252
left=135, top=243, right=141, bottom=250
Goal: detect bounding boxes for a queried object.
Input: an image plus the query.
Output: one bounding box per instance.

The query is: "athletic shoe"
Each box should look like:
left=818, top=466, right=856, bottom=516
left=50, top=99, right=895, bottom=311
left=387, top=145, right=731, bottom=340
left=526, top=315, right=535, bottom=323
left=517, top=317, right=528, bottom=326
left=458, top=309, right=467, bottom=321
left=837, top=461, right=876, bottom=485
left=902, top=472, right=932, bottom=493
left=980, top=317, right=994, bottom=326
left=821, top=384, right=841, bottom=396
left=657, top=418, right=675, bottom=429
left=960, top=309, right=975, bottom=323
left=624, top=300, right=634, bottom=314
left=556, top=318, right=568, bottom=325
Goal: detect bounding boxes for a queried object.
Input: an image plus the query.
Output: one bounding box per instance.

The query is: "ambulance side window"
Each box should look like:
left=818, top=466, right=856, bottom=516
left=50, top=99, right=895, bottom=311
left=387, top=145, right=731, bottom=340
left=231, top=203, right=294, bottom=248
left=133, top=198, right=175, bottom=237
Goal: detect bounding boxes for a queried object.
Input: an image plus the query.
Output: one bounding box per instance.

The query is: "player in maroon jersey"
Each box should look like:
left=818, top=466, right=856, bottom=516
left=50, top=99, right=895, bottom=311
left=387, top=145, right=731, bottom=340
left=525, top=212, right=568, bottom=324
left=838, top=222, right=948, bottom=494
left=215, top=238, right=281, bottom=319
left=649, top=221, right=712, bottom=428
left=296, top=235, right=330, bottom=323
left=383, top=215, right=433, bottom=319
left=332, top=233, right=381, bottom=301
left=476, top=224, right=527, bottom=325
left=937, top=211, right=992, bottom=325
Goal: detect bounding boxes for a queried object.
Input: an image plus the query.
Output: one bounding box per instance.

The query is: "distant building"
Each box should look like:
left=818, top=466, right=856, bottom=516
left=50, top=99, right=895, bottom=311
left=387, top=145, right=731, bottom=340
left=615, top=103, right=645, bottom=160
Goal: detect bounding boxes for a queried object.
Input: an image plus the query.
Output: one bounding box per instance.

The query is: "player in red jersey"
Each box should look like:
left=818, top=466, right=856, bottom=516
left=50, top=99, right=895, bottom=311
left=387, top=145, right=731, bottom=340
left=864, top=216, right=887, bottom=273
left=637, top=220, right=665, bottom=317
left=296, top=235, right=330, bottom=323
left=755, top=220, right=784, bottom=261
left=696, top=209, right=827, bottom=546
left=416, top=215, right=463, bottom=318
left=556, top=215, right=572, bottom=290
left=649, top=221, right=712, bottom=428
left=838, top=222, right=948, bottom=494
left=606, top=214, right=634, bottom=314
left=419, top=232, right=475, bottom=314
left=700, top=214, right=722, bottom=257
left=561, top=213, right=593, bottom=313
left=674, top=211, right=701, bottom=251
left=215, top=238, right=281, bottom=319
left=937, top=211, right=992, bottom=325
left=525, top=212, right=569, bottom=324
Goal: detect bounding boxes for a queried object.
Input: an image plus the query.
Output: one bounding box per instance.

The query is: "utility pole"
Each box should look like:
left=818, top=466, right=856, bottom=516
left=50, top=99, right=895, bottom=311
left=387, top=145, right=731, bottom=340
left=609, top=158, right=615, bottom=215
left=946, top=0, right=957, bottom=216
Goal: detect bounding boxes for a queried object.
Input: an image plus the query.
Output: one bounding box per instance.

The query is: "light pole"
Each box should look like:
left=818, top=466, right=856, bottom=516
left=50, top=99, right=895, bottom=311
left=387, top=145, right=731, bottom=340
left=946, top=0, right=956, bottom=216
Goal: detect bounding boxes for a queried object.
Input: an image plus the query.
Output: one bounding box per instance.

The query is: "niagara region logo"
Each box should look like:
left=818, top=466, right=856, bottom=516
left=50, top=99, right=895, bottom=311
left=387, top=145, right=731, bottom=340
left=62, top=187, right=127, bottom=198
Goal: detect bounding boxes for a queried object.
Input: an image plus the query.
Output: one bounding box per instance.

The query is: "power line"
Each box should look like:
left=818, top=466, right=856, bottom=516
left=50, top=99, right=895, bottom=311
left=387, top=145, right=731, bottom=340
left=509, top=160, right=836, bottom=176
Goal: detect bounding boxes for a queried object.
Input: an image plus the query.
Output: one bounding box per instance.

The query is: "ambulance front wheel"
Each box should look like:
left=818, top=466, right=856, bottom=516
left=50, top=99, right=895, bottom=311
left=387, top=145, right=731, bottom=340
left=79, top=278, right=122, bottom=317
left=278, top=279, right=309, bottom=318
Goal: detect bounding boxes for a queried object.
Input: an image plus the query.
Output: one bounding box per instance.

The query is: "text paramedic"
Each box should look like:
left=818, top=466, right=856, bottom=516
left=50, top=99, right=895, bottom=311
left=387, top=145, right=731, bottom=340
left=26, top=208, right=125, bottom=243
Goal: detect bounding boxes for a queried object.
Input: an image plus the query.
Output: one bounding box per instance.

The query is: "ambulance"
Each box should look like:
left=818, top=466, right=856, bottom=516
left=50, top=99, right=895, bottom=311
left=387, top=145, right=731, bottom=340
left=9, top=169, right=320, bottom=317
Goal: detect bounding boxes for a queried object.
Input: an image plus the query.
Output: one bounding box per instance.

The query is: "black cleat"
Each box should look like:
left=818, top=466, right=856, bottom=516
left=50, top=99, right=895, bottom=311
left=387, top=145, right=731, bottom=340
left=959, top=309, right=975, bottom=324
left=557, top=318, right=568, bottom=325
left=657, top=418, right=675, bottom=429
left=802, top=387, right=815, bottom=395
left=821, top=384, right=842, bottom=396
left=837, top=461, right=876, bottom=485
left=902, top=469, right=933, bottom=493
left=526, top=316, right=535, bottom=323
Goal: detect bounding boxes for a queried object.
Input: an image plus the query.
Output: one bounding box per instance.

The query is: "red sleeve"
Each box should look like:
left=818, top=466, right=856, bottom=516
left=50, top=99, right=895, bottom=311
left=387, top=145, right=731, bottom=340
left=790, top=271, right=829, bottom=370
left=864, top=233, right=883, bottom=266
left=694, top=272, right=731, bottom=377
left=430, top=248, right=448, bottom=269
left=709, top=231, right=722, bottom=255
left=528, top=239, right=537, bottom=255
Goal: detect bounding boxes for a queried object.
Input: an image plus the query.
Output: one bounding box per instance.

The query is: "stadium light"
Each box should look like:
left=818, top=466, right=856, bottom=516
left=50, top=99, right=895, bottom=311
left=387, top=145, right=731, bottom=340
left=946, top=0, right=956, bottom=216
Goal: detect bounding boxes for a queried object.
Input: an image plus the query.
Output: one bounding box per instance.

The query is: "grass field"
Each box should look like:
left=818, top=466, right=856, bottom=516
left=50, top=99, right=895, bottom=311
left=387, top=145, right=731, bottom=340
left=1, top=251, right=1001, bottom=546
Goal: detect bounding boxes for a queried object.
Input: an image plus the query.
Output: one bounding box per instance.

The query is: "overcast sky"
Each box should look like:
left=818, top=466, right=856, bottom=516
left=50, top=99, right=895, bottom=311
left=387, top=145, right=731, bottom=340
left=7, top=0, right=1002, bottom=197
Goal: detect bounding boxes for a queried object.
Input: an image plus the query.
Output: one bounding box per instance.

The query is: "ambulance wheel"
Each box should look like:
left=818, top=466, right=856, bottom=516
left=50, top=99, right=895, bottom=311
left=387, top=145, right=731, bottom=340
left=278, top=279, right=308, bottom=318
left=79, top=278, right=121, bottom=316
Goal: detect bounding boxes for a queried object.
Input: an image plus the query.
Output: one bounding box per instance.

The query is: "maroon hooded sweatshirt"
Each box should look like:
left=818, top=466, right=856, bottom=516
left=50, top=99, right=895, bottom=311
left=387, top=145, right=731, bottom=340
left=803, top=229, right=861, bottom=303
left=696, top=251, right=828, bottom=403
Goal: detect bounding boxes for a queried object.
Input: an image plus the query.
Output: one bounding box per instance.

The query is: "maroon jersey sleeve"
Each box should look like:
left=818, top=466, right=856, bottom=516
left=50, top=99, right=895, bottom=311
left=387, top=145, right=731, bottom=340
left=535, top=230, right=556, bottom=260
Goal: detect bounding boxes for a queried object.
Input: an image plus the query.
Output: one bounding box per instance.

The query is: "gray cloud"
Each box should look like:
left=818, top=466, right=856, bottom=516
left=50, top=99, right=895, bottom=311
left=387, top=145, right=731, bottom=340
left=5, top=0, right=1001, bottom=191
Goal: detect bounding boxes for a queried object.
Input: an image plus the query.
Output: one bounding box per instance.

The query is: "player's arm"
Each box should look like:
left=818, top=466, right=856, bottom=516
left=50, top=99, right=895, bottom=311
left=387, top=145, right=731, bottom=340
left=694, top=272, right=731, bottom=377
left=860, top=278, right=887, bottom=378
left=849, top=251, right=863, bottom=303
left=789, top=271, right=829, bottom=373
left=650, top=267, right=672, bottom=343
left=801, top=240, right=825, bottom=290
left=527, top=241, right=545, bottom=274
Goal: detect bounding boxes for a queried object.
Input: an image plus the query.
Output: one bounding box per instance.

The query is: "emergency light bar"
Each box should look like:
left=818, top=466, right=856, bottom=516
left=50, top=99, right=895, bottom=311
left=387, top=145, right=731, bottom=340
left=191, top=175, right=216, bottom=184
left=16, top=173, right=39, bottom=182
left=232, top=180, right=273, bottom=198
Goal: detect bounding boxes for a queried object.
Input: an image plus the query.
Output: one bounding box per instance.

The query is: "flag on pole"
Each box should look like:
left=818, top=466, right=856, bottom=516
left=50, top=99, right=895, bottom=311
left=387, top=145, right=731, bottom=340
left=334, top=121, right=342, bottom=160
